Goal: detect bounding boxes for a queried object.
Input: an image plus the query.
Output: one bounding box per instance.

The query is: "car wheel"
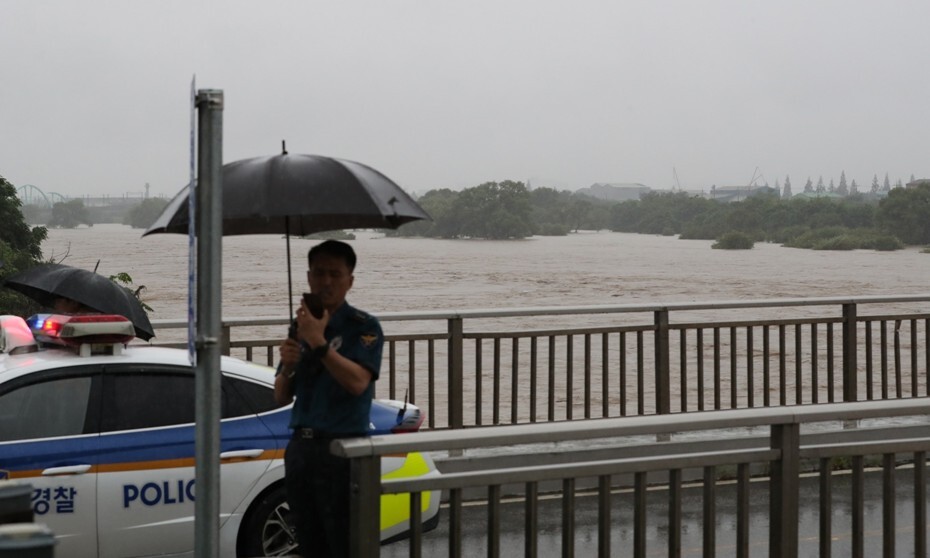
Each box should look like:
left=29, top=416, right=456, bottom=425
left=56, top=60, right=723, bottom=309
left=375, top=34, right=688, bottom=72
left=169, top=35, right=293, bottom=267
left=239, top=484, right=300, bottom=557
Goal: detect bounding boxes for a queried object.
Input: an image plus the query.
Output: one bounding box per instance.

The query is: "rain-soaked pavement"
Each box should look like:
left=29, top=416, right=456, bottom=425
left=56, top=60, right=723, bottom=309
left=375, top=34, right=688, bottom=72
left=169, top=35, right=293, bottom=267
left=382, top=467, right=926, bottom=557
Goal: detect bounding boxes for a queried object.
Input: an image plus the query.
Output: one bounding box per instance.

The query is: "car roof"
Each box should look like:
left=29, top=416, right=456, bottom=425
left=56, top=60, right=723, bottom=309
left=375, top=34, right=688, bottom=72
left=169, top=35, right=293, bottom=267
left=0, top=344, right=276, bottom=386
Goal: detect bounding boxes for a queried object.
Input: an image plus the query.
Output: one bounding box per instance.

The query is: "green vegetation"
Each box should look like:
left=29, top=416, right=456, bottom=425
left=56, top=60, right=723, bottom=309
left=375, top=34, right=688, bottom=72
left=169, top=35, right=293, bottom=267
left=109, top=271, right=152, bottom=313
left=877, top=183, right=930, bottom=244
left=390, top=182, right=535, bottom=239
left=13, top=176, right=930, bottom=254
left=304, top=230, right=357, bottom=240
left=607, top=184, right=930, bottom=251
left=389, top=180, right=930, bottom=251
left=783, top=227, right=903, bottom=251
left=0, top=175, right=48, bottom=315
left=712, top=231, right=754, bottom=250
left=123, top=198, right=170, bottom=229
left=391, top=181, right=610, bottom=239
left=48, top=199, right=92, bottom=228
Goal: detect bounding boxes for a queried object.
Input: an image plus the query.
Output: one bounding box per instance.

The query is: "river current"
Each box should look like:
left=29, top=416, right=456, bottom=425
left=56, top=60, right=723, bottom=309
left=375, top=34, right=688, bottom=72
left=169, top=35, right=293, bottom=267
left=40, top=224, right=930, bottom=323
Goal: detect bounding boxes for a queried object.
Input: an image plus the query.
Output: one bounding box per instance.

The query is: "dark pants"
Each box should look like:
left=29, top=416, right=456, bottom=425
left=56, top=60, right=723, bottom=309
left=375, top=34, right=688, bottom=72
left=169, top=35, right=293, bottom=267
left=284, top=434, right=352, bottom=558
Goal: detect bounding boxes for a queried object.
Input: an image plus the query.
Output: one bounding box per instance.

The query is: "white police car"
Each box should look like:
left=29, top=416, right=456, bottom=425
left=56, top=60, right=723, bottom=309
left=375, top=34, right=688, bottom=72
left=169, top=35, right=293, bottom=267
left=0, top=313, right=440, bottom=557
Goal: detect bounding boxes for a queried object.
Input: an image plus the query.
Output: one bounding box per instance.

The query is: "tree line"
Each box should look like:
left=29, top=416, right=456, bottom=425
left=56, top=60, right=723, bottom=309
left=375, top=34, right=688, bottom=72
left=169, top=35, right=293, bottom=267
left=15, top=177, right=930, bottom=251
left=394, top=180, right=930, bottom=250
left=387, top=180, right=612, bottom=239
left=22, top=197, right=170, bottom=229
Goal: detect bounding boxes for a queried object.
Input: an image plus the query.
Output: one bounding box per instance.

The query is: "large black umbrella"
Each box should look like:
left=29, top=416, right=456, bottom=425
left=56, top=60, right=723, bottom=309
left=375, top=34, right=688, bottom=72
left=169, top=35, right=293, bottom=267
left=143, top=150, right=430, bottom=314
left=3, top=263, right=156, bottom=341
left=144, top=152, right=429, bottom=236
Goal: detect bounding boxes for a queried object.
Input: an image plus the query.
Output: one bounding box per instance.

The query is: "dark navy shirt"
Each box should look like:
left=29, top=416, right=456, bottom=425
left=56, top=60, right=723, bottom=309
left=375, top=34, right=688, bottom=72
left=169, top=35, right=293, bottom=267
left=288, top=301, right=383, bottom=434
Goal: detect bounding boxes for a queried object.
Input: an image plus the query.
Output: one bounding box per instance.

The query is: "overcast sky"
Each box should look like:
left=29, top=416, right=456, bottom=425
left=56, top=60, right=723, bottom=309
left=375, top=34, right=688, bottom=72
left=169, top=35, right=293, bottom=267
left=2, top=0, right=928, bottom=199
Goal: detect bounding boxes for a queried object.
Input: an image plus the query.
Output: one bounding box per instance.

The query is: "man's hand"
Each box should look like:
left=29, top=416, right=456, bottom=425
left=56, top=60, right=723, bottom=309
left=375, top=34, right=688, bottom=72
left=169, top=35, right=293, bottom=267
left=278, top=337, right=302, bottom=368
left=295, top=298, right=330, bottom=348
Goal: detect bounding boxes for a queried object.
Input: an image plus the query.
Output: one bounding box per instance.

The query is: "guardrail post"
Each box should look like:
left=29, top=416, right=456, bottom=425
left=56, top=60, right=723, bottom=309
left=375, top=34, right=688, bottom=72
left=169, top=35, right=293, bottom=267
left=448, top=317, right=464, bottom=429
left=769, top=423, right=799, bottom=558
left=843, top=303, right=858, bottom=402
left=221, top=323, right=231, bottom=356
left=348, top=453, right=380, bottom=558
left=654, top=310, right=670, bottom=414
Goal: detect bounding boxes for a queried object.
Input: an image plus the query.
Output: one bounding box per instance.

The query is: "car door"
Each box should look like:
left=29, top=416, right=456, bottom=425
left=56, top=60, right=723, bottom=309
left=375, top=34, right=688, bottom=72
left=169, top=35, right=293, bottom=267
left=0, top=368, right=101, bottom=558
left=95, top=365, right=276, bottom=557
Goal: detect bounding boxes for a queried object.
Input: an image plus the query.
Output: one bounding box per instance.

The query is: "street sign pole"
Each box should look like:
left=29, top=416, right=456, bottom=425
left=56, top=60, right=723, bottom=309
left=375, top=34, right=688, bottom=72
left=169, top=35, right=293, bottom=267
left=193, top=89, right=223, bottom=558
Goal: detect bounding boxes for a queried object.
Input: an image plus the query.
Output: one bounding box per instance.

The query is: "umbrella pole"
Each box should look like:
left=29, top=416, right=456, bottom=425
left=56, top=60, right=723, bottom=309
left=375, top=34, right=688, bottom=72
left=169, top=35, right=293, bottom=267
left=286, top=216, right=293, bottom=318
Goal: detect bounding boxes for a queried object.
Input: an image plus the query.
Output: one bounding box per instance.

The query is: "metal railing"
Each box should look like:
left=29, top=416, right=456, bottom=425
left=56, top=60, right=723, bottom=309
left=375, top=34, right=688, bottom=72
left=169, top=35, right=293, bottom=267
left=150, top=295, right=930, bottom=430
left=335, top=398, right=930, bottom=558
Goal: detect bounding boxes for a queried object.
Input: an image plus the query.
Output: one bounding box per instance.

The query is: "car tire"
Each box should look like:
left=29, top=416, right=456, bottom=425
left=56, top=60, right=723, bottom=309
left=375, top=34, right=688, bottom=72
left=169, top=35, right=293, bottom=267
left=238, top=484, right=300, bottom=557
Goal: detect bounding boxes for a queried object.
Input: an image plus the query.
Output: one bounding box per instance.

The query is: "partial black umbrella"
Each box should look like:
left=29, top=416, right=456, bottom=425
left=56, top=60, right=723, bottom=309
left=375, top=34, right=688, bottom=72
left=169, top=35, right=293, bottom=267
left=143, top=148, right=431, bottom=314
left=3, top=263, right=156, bottom=341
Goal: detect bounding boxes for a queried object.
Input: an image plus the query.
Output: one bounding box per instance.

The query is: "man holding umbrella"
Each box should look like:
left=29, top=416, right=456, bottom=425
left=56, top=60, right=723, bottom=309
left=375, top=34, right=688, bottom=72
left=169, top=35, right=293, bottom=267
left=274, top=240, right=384, bottom=557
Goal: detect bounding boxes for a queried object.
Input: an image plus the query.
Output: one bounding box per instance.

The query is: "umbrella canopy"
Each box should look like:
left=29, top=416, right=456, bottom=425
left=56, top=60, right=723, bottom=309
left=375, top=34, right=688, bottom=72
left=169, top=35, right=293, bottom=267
left=3, top=264, right=155, bottom=341
left=142, top=151, right=430, bottom=316
left=143, top=153, right=430, bottom=237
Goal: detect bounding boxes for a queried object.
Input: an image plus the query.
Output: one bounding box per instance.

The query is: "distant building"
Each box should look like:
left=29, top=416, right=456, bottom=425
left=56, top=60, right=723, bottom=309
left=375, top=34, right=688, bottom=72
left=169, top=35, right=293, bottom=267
left=707, top=185, right=779, bottom=203
left=791, top=190, right=845, bottom=200
left=906, top=178, right=930, bottom=189
left=576, top=182, right=651, bottom=202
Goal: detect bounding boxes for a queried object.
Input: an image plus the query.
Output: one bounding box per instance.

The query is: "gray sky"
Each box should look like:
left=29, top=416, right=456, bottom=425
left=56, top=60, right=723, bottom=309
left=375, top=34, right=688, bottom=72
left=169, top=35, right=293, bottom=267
left=2, top=0, right=928, bottom=198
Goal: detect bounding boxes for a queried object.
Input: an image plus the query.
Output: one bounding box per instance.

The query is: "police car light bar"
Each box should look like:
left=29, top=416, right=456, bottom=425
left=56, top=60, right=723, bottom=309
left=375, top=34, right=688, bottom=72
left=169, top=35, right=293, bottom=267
left=27, top=314, right=136, bottom=349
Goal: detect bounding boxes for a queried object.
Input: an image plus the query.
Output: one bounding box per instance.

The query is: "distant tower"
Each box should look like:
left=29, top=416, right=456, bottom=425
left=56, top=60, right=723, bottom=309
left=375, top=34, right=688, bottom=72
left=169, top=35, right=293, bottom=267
left=144, top=182, right=150, bottom=199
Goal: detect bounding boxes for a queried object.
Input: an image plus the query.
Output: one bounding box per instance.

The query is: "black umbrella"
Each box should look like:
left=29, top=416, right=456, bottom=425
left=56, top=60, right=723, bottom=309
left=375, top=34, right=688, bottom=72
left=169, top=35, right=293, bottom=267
left=143, top=149, right=430, bottom=314
left=3, top=263, right=156, bottom=341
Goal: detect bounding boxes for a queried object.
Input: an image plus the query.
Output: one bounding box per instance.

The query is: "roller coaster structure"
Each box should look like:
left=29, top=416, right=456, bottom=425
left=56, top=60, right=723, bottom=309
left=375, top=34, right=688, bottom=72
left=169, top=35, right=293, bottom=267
left=15, top=184, right=67, bottom=208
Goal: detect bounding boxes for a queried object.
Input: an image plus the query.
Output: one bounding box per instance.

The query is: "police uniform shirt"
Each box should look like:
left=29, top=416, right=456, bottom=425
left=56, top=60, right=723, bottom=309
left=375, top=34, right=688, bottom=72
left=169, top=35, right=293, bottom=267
left=288, top=301, right=384, bottom=435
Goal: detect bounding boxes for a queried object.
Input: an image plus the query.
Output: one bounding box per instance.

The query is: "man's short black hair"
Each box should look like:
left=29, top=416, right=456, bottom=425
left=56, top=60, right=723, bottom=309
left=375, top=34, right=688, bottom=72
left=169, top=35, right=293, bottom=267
left=307, top=240, right=357, bottom=271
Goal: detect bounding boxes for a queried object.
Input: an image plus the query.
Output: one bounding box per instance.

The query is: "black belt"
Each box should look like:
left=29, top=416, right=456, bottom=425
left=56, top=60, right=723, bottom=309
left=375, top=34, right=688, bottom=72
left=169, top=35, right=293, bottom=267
left=293, top=428, right=363, bottom=440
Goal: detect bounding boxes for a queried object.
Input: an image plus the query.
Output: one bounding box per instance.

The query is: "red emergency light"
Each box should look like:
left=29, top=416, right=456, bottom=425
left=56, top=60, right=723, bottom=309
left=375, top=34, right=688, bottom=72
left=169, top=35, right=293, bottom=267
left=28, top=314, right=136, bottom=347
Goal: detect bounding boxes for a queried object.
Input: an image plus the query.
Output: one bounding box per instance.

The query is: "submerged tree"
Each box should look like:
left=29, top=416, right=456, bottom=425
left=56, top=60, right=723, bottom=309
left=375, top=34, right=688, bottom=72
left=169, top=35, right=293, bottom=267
left=450, top=180, right=533, bottom=239
left=123, top=198, right=170, bottom=229
left=877, top=183, right=930, bottom=244
left=48, top=199, right=92, bottom=228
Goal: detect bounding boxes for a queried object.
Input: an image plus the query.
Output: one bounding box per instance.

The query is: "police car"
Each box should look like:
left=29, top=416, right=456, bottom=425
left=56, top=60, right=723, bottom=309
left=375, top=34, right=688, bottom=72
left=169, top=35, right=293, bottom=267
left=0, top=313, right=440, bottom=557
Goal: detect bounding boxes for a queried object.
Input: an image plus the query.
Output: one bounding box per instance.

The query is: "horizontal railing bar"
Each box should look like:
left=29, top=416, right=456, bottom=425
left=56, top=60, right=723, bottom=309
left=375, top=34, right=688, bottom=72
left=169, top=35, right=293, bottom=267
left=229, top=340, right=284, bottom=349
left=151, top=317, right=290, bottom=328
left=149, top=293, right=930, bottom=329
left=446, top=313, right=930, bottom=338
left=858, top=313, right=930, bottom=321
left=151, top=315, right=930, bottom=345
left=383, top=333, right=448, bottom=342
left=335, top=398, right=930, bottom=458
left=381, top=449, right=779, bottom=494
left=332, top=397, right=928, bottom=458
left=801, top=437, right=930, bottom=459
left=193, top=333, right=448, bottom=350
left=466, top=325, right=650, bottom=338
left=671, top=317, right=843, bottom=330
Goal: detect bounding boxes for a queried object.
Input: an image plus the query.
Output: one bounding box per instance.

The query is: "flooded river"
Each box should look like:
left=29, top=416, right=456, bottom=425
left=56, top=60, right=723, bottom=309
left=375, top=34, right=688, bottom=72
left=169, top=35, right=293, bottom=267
left=40, top=224, right=930, bottom=324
